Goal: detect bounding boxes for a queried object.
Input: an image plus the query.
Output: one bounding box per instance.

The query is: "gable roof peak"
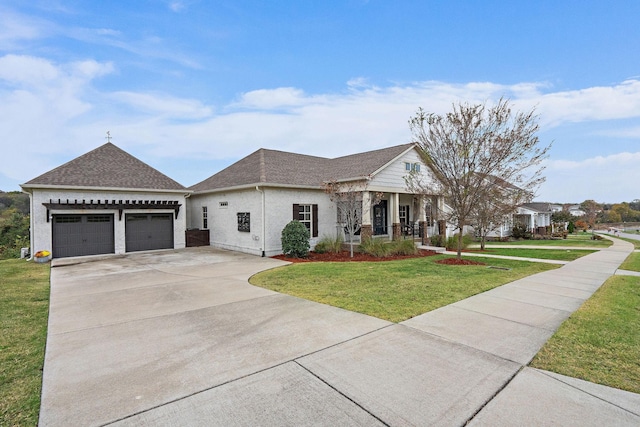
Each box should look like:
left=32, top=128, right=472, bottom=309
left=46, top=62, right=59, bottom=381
left=189, top=142, right=418, bottom=193
left=22, top=142, right=186, bottom=191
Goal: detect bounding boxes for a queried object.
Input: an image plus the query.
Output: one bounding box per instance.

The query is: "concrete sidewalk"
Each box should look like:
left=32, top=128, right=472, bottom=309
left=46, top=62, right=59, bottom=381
left=39, top=239, right=640, bottom=426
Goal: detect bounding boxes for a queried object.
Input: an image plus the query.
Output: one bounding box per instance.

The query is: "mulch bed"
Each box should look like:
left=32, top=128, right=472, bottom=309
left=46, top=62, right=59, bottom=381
left=272, top=249, right=439, bottom=263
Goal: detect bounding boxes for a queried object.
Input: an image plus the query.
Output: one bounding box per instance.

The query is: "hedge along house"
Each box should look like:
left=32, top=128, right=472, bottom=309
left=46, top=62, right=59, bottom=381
left=187, top=143, right=446, bottom=257
left=21, top=143, right=190, bottom=259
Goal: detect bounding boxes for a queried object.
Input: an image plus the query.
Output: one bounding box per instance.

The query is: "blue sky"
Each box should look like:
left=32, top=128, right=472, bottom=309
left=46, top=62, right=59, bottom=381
left=1, top=0, right=639, bottom=203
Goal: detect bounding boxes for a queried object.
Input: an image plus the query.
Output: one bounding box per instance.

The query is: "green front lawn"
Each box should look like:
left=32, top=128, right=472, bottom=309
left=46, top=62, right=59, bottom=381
left=530, top=275, right=640, bottom=394
left=484, top=233, right=612, bottom=248
left=619, top=251, right=640, bottom=272
left=251, top=255, right=558, bottom=322
left=467, top=248, right=596, bottom=261
left=0, top=259, right=50, bottom=426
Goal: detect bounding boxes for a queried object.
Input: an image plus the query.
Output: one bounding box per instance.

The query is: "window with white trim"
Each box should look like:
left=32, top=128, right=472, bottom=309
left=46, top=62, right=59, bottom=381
left=405, top=162, right=421, bottom=172
left=298, top=205, right=312, bottom=232
left=293, top=203, right=318, bottom=237
left=202, top=206, right=208, bottom=229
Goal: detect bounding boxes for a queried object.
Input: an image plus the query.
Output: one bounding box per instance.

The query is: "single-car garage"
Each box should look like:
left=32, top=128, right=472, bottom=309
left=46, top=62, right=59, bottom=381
left=125, top=213, right=174, bottom=252
left=52, top=214, right=115, bottom=258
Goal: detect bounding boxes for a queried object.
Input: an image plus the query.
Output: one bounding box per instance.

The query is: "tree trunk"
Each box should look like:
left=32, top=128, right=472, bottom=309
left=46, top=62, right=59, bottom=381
left=456, top=223, right=463, bottom=259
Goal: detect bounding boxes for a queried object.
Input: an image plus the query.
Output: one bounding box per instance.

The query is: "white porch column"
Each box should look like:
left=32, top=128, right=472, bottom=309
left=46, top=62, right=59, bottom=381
left=362, top=191, right=371, bottom=225
left=391, top=192, right=401, bottom=239
left=417, top=195, right=426, bottom=222
left=361, top=191, right=372, bottom=241
left=391, top=192, right=399, bottom=223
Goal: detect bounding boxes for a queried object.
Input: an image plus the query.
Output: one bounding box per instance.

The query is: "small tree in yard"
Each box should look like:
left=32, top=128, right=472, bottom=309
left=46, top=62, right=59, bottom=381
left=281, top=220, right=310, bottom=258
left=551, top=210, right=573, bottom=231
left=409, top=98, right=551, bottom=259
left=471, top=181, right=531, bottom=250
left=323, top=180, right=382, bottom=258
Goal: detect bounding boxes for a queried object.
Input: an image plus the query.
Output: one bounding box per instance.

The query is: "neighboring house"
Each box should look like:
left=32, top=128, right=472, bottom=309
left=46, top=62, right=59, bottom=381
left=567, top=204, right=586, bottom=217
left=514, top=202, right=553, bottom=234
left=21, top=143, right=189, bottom=258
left=187, top=143, right=444, bottom=256
left=21, top=142, right=446, bottom=259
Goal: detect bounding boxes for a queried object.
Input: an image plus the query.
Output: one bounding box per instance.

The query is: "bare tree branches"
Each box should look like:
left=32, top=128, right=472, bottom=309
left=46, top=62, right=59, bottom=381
left=409, top=98, right=551, bottom=258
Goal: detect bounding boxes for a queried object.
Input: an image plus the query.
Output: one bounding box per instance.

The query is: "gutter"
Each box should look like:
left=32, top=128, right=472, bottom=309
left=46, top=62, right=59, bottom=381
left=256, top=186, right=266, bottom=257
left=21, top=187, right=35, bottom=261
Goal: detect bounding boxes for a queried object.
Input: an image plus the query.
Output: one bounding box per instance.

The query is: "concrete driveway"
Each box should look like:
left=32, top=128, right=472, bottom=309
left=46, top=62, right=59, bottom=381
left=40, top=244, right=640, bottom=426
left=40, top=248, right=391, bottom=426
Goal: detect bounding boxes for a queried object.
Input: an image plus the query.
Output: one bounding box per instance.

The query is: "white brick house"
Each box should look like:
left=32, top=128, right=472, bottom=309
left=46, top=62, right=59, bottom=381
left=22, top=142, right=446, bottom=259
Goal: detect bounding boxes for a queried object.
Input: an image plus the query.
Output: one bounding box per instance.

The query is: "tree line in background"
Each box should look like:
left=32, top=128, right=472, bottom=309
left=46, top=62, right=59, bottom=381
left=552, top=199, right=640, bottom=231
left=0, top=191, right=30, bottom=259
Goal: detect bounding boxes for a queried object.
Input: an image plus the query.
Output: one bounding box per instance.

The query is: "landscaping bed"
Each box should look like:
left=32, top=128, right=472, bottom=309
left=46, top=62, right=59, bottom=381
left=273, top=249, right=439, bottom=263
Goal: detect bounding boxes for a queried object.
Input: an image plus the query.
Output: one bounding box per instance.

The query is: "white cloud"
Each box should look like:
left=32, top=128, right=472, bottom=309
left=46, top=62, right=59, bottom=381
left=538, top=152, right=640, bottom=203
left=109, top=91, right=213, bottom=119
left=0, top=9, right=50, bottom=49
left=1, top=54, right=639, bottom=203
left=535, top=80, right=640, bottom=127
left=168, top=2, right=186, bottom=12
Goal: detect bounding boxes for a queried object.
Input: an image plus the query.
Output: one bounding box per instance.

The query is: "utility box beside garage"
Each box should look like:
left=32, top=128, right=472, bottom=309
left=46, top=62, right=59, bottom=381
left=185, top=229, right=210, bottom=247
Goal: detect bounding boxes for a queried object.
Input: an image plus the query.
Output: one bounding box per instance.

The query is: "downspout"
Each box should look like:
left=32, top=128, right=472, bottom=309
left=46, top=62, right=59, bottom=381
left=256, top=186, right=266, bottom=257
left=25, top=188, right=34, bottom=261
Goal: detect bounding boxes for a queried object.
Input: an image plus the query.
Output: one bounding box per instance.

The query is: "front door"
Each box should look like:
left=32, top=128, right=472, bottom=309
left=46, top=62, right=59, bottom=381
left=373, top=200, right=388, bottom=235
left=399, top=205, right=410, bottom=235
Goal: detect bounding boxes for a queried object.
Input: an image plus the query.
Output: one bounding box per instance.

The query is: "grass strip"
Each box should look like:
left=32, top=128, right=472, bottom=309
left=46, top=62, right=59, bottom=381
left=469, top=248, right=596, bottom=261
left=619, top=251, right=640, bottom=272
left=251, top=255, right=558, bottom=323
left=530, top=275, right=640, bottom=394
left=485, top=234, right=611, bottom=248
left=0, top=259, right=50, bottom=426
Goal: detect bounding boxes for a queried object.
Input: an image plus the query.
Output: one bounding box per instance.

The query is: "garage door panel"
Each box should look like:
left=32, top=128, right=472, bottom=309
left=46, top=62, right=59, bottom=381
left=52, top=214, right=114, bottom=258
left=125, top=213, right=174, bottom=252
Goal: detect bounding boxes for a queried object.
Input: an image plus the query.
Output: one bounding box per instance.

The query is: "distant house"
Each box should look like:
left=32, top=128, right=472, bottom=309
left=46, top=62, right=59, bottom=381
left=22, top=142, right=447, bottom=259
left=21, top=143, right=189, bottom=258
left=514, top=202, right=553, bottom=234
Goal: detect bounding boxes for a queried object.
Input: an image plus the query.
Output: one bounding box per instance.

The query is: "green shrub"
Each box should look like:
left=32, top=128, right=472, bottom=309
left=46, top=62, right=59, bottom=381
left=281, top=221, right=310, bottom=258
left=512, top=224, right=532, bottom=239
left=314, top=234, right=343, bottom=254
left=446, top=234, right=472, bottom=251
left=390, top=239, right=418, bottom=255
left=359, top=238, right=390, bottom=257
left=568, top=221, right=575, bottom=233
left=430, top=234, right=446, bottom=247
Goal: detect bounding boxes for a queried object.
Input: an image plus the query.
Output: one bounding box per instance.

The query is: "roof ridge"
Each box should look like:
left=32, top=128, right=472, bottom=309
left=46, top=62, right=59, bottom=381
left=259, top=149, right=266, bottom=182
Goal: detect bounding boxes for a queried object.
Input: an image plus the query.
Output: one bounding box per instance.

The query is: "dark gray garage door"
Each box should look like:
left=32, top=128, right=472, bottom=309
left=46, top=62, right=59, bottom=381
left=125, top=213, right=174, bottom=252
left=52, top=214, right=115, bottom=258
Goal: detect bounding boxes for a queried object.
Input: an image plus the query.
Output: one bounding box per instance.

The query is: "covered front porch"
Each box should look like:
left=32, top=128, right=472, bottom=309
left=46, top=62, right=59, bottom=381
left=338, top=191, right=446, bottom=244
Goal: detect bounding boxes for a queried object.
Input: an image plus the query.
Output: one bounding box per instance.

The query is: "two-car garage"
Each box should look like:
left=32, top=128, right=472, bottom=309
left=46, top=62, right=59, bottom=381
left=52, top=213, right=174, bottom=258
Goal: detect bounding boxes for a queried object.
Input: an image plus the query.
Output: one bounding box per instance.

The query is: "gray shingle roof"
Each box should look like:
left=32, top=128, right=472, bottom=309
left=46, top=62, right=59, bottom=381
left=520, top=202, right=552, bottom=212
left=189, top=143, right=415, bottom=192
left=22, top=143, right=186, bottom=191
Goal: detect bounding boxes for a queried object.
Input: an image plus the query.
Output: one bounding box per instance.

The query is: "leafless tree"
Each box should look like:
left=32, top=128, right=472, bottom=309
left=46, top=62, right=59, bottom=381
left=323, top=180, right=382, bottom=257
left=409, top=98, right=551, bottom=258
left=579, top=199, right=601, bottom=229
left=471, top=175, right=532, bottom=250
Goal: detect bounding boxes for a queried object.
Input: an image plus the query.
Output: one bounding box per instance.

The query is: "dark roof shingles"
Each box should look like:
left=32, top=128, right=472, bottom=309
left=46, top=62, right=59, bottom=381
left=23, top=143, right=186, bottom=191
left=189, top=143, right=414, bottom=192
